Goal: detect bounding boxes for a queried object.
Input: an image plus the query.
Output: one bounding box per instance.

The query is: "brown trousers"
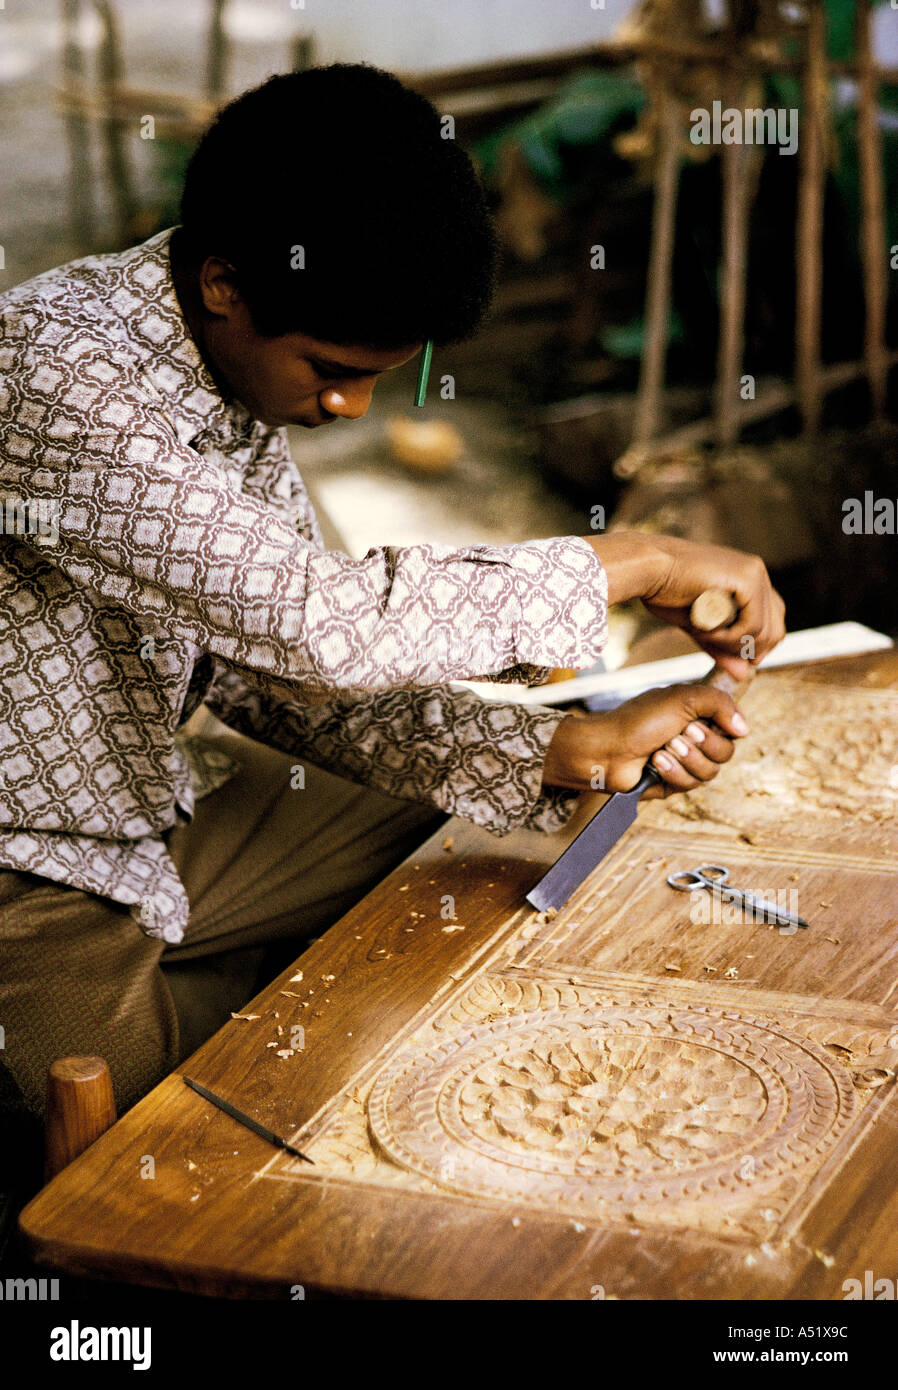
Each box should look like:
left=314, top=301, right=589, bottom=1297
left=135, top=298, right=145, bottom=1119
left=0, top=725, right=443, bottom=1123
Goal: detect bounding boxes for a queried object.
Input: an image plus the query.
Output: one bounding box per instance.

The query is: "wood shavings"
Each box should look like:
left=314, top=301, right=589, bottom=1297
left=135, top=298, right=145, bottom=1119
left=276, top=1049, right=295, bottom=1059
left=702, top=965, right=718, bottom=973
left=185, top=1159, right=197, bottom=1172
left=266, top=1042, right=277, bottom=1048
left=322, top=974, right=336, bottom=983
left=442, top=837, right=455, bottom=852
left=854, top=1068, right=894, bottom=1089
left=442, top=923, right=465, bottom=934
left=289, top=972, right=304, bottom=983
left=724, top=966, right=739, bottom=979
left=230, top=1012, right=261, bottom=1021
left=814, top=1249, right=835, bottom=1268
left=825, top=936, right=841, bottom=945
left=818, top=901, right=832, bottom=909
left=664, top=963, right=681, bottom=973
left=570, top=1220, right=586, bottom=1233
left=398, top=885, right=409, bottom=892
left=281, top=990, right=301, bottom=998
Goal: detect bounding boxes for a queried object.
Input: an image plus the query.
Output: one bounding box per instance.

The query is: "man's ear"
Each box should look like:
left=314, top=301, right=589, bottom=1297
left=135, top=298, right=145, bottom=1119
left=197, top=257, right=243, bottom=318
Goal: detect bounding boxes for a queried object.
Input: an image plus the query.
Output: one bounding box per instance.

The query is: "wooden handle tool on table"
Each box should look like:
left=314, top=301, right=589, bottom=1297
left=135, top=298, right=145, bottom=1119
left=44, top=1056, right=117, bottom=1182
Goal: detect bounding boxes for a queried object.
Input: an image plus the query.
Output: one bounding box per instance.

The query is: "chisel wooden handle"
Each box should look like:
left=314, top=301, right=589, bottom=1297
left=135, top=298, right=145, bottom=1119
left=699, top=663, right=755, bottom=703
left=689, top=587, right=738, bottom=631
left=691, top=589, right=755, bottom=701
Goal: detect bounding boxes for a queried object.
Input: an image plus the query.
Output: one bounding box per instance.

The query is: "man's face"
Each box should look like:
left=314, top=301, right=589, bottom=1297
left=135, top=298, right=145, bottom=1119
left=197, top=259, right=421, bottom=428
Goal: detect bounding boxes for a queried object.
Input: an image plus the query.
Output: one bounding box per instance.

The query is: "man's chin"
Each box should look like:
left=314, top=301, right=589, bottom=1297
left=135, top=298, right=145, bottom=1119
left=256, top=405, right=335, bottom=428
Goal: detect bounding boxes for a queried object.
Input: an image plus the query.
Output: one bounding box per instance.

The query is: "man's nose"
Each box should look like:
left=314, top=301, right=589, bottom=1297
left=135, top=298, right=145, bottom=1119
left=319, top=378, right=377, bottom=420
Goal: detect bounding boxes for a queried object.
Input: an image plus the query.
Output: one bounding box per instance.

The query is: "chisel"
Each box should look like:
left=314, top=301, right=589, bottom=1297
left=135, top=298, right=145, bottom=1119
left=526, top=590, right=749, bottom=914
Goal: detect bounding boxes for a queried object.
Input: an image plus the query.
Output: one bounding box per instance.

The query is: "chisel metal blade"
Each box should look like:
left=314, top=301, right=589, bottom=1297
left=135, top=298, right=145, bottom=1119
left=526, top=765, right=661, bottom=914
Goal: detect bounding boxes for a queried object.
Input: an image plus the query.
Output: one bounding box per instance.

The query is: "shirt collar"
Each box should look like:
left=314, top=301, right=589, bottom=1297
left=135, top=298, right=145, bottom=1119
left=121, top=227, right=257, bottom=450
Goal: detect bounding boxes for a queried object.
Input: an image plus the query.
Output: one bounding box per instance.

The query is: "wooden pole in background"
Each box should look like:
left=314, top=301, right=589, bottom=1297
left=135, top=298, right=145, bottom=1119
left=795, top=2, right=826, bottom=434
left=856, top=0, right=888, bottom=420
left=632, top=87, right=682, bottom=449
left=94, top=0, right=139, bottom=246
left=715, top=70, right=754, bottom=447
left=61, top=0, right=96, bottom=254
left=206, top=0, right=229, bottom=102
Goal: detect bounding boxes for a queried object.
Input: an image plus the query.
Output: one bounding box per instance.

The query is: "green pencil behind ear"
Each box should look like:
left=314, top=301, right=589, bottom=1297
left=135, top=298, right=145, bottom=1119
left=414, top=340, right=434, bottom=407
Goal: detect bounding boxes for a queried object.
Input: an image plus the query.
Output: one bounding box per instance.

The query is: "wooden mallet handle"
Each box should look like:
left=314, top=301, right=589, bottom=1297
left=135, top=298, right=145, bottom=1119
left=689, top=587, right=738, bottom=632
left=44, top=1055, right=117, bottom=1182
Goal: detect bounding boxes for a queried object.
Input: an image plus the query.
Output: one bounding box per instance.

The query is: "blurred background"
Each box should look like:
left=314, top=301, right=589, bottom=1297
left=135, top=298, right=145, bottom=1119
left=2, top=0, right=897, bottom=668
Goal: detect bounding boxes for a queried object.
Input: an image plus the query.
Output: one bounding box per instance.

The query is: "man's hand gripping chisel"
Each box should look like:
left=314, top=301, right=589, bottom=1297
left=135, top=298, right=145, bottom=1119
left=526, top=589, right=753, bottom=916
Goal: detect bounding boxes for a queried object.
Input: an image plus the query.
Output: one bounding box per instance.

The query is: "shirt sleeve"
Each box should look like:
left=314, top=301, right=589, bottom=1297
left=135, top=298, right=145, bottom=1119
left=203, top=665, right=582, bottom=835
left=2, top=382, right=608, bottom=696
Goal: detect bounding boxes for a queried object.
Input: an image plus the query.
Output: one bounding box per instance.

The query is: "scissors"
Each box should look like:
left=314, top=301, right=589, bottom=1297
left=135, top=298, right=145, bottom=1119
left=667, top=864, right=809, bottom=930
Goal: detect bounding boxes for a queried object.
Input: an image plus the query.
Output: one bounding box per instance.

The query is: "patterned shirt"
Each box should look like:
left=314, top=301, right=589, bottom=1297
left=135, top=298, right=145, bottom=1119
left=0, top=230, right=609, bottom=943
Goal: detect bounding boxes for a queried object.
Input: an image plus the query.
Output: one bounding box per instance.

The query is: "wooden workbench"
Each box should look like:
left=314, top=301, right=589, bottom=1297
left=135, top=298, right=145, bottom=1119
left=19, top=650, right=898, bottom=1300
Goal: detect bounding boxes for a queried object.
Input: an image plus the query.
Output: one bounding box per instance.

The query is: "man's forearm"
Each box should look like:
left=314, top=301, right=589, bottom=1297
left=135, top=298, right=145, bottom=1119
left=204, top=666, right=582, bottom=835
left=585, top=532, right=666, bottom=607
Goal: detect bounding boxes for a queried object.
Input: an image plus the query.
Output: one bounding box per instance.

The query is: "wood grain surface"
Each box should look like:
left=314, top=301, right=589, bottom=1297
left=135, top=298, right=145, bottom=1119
left=19, top=650, right=898, bottom=1300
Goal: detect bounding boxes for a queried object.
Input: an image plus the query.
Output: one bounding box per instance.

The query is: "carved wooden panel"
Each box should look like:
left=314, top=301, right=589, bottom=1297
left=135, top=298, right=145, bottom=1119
left=20, top=654, right=898, bottom=1298
left=267, top=971, right=895, bottom=1244
left=264, top=857, right=897, bottom=1245
left=258, top=670, right=898, bottom=1254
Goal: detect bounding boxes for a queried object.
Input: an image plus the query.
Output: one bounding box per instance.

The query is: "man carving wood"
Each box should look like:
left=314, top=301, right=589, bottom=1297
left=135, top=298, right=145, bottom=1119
left=0, top=66, right=783, bottom=1166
